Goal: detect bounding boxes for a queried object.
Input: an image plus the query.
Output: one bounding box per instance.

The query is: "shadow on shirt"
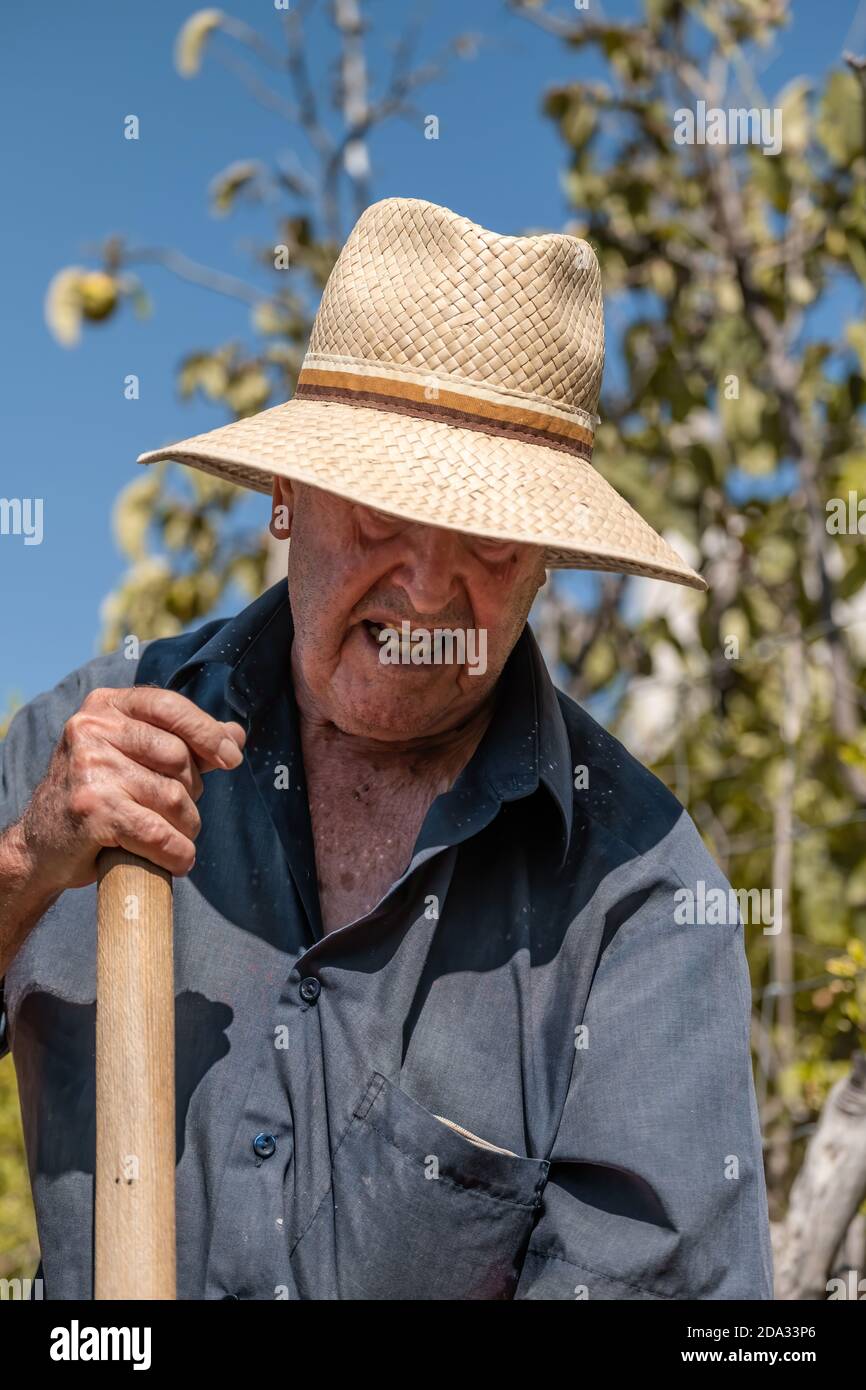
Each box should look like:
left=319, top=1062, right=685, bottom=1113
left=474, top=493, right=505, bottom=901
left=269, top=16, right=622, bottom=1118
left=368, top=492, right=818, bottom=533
left=11, top=989, right=231, bottom=1176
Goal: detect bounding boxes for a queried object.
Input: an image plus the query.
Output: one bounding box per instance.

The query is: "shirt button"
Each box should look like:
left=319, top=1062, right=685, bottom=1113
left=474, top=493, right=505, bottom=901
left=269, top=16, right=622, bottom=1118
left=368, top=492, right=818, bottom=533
left=253, top=1132, right=277, bottom=1158
left=299, top=977, right=321, bottom=1004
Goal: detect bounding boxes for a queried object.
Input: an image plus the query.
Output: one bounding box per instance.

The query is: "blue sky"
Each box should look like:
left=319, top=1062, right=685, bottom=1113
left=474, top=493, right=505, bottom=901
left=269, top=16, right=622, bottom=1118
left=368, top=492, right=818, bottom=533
left=2, top=0, right=864, bottom=706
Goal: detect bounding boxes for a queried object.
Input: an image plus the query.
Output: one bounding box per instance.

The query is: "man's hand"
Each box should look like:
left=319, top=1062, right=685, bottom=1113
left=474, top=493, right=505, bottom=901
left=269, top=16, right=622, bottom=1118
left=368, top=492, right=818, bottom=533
left=15, top=686, right=246, bottom=892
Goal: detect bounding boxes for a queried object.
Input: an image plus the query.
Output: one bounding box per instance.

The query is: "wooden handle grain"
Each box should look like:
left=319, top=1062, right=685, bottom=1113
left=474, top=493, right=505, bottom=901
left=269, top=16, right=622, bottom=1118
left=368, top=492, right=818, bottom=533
left=95, top=849, right=176, bottom=1300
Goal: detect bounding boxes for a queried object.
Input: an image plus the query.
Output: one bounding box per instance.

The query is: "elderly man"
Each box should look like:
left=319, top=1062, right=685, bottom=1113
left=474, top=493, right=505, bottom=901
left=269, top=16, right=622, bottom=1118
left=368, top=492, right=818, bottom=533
left=0, top=198, right=772, bottom=1300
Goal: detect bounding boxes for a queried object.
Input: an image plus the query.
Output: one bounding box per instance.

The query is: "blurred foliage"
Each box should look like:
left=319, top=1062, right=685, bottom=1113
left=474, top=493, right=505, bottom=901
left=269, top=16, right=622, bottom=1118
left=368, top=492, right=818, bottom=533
left=0, top=1057, right=39, bottom=1284
left=101, top=463, right=273, bottom=647
left=515, top=0, right=866, bottom=1213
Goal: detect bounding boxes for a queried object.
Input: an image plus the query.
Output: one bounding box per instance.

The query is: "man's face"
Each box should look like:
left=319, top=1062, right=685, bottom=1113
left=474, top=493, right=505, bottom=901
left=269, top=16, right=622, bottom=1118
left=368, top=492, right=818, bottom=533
left=272, top=480, right=547, bottom=740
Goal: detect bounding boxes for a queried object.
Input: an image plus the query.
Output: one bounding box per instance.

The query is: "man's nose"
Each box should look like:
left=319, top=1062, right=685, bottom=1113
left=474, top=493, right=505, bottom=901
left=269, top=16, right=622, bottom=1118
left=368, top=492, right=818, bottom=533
left=391, top=526, right=462, bottom=615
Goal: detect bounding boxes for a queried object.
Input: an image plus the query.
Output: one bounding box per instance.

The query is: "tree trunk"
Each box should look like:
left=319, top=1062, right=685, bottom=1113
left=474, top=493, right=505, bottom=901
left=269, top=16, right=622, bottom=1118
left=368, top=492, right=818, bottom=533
left=772, top=1052, right=866, bottom=1299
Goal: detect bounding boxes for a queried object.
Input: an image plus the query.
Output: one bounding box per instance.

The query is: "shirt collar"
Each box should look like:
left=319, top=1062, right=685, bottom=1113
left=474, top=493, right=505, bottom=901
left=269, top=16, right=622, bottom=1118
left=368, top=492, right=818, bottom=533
left=163, top=578, right=294, bottom=718
left=416, top=619, right=574, bottom=863
left=163, top=578, right=574, bottom=860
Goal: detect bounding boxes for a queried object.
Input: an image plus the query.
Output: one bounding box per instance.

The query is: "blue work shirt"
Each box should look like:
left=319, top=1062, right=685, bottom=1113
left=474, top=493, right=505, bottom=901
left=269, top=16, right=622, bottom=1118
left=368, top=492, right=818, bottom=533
left=0, top=579, right=773, bottom=1299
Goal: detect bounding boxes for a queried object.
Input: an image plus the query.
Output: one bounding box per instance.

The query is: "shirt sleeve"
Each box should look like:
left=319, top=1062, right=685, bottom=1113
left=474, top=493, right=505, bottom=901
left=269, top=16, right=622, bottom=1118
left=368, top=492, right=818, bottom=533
left=514, top=909, right=774, bottom=1300
left=0, top=695, right=51, bottom=1058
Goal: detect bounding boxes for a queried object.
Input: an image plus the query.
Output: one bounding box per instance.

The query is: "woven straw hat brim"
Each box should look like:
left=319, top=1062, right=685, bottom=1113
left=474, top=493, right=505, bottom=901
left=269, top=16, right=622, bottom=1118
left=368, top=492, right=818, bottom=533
left=137, top=395, right=706, bottom=590
left=135, top=397, right=706, bottom=586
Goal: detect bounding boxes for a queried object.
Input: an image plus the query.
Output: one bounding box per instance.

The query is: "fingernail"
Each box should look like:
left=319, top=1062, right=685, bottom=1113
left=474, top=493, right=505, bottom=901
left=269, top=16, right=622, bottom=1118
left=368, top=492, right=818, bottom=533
left=219, top=737, right=242, bottom=767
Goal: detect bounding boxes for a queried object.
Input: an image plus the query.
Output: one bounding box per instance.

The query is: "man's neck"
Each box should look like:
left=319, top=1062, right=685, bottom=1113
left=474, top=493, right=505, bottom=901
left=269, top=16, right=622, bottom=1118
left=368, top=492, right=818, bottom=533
left=298, top=691, right=496, bottom=797
left=294, top=685, right=498, bottom=934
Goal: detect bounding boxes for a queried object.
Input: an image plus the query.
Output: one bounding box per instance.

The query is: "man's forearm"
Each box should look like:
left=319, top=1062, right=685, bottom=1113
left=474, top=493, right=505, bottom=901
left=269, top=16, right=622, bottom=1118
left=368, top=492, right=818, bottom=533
left=0, top=820, right=61, bottom=979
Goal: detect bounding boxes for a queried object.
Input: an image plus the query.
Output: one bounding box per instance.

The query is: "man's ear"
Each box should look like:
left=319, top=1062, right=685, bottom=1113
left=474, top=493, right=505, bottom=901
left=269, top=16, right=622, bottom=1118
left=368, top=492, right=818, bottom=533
left=270, top=476, right=294, bottom=539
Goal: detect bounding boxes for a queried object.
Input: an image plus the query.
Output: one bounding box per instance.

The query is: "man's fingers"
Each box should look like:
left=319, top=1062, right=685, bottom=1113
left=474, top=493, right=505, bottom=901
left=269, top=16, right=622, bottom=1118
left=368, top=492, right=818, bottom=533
left=191, top=720, right=248, bottom=776
left=108, top=722, right=206, bottom=799
left=119, top=760, right=203, bottom=843
left=110, top=688, right=247, bottom=769
left=222, top=720, right=247, bottom=750
left=111, top=801, right=197, bottom=878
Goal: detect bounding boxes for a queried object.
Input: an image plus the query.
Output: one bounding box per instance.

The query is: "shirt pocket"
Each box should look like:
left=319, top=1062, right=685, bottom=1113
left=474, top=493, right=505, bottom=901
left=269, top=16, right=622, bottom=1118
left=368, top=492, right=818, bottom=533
left=328, top=1070, right=550, bottom=1300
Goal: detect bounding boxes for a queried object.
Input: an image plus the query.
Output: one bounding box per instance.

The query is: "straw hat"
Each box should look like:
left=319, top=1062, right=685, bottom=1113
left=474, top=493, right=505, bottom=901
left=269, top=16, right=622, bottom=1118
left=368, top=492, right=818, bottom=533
left=137, top=196, right=705, bottom=590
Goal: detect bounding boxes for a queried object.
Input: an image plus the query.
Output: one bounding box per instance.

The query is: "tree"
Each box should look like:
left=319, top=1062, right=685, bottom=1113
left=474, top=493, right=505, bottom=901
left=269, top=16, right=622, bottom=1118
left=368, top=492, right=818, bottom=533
left=511, top=0, right=866, bottom=1292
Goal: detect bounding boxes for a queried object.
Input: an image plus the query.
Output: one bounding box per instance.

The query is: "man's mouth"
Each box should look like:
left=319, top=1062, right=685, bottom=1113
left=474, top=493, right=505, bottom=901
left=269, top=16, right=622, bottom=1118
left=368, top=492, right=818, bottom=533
left=353, top=618, right=486, bottom=676
left=358, top=617, right=423, bottom=664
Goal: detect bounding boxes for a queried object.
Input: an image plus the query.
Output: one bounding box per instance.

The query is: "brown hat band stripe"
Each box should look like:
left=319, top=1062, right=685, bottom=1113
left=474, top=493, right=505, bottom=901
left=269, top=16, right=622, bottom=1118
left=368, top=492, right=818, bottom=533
left=295, top=368, right=594, bottom=461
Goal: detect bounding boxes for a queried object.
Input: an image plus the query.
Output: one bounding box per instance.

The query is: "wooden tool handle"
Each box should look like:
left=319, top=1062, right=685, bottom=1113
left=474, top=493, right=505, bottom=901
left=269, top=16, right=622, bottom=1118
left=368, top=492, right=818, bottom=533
left=95, top=849, right=176, bottom=1300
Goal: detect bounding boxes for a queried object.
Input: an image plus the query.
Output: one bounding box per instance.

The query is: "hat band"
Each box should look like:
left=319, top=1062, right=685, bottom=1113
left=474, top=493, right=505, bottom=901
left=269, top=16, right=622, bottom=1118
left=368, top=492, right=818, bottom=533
left=294, top=367, right=594, bottom=461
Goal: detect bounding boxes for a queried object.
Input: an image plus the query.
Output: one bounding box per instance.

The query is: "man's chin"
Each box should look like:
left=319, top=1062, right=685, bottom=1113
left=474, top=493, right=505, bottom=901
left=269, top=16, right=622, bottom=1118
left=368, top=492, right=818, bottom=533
left=332, top=700, right=446, bottom=742
left=329, top=674, right=466, bottom=742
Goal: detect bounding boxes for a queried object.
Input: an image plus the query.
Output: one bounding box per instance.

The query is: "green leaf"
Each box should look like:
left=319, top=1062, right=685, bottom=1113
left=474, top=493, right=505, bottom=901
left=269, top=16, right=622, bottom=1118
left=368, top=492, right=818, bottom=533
left=224, top=368, right=271, bottom=417
left=44, top=267, right=86, bottom=347
left=846, top=322, right=866, bottom=374
left=208, top=160, right=264, bottom=216
left=174, top=9, right=223, bottom=77
left=817, top=70, right=863, bottom=167
left=178, top=354, right=230, bottom=401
